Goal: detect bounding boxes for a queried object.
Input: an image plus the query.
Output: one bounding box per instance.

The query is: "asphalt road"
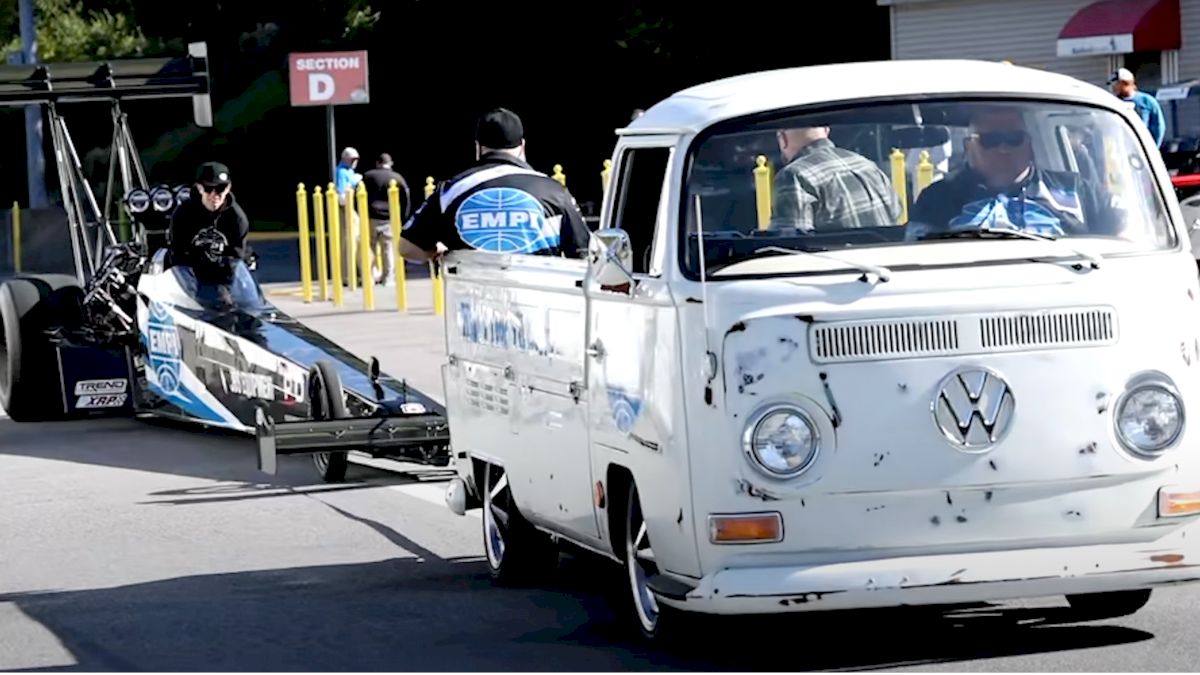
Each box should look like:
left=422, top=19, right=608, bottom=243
left=2, top=280, right=1199, bottom=671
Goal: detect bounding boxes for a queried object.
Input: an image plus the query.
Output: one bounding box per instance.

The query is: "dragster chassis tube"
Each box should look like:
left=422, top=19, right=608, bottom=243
left=255, top=408, right=450, bottom=474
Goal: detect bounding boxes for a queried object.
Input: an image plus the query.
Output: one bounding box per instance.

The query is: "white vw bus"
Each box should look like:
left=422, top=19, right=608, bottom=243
left=441, top=59, right=1200, bottom=641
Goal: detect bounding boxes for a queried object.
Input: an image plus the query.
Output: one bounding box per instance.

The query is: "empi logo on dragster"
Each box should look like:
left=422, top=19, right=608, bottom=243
left=147, top=301, right=183, bottom=395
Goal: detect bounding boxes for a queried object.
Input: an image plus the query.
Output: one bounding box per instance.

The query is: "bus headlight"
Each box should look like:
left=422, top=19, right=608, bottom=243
left=742, top=404, right=820, bottom=478
left=1115, top=375, right=1184, bottom=457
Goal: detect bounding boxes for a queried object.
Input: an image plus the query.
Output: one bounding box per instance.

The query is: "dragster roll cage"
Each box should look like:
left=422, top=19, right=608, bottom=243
left=1, top=43, right=213, bottom=286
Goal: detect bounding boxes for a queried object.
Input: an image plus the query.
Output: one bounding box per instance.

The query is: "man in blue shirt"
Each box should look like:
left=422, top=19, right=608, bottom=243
left=335, top=146, right=361, bottom=198
left=1110, top=68, right=1165, bottom=148
left=334, top=146, right=364, bottom=285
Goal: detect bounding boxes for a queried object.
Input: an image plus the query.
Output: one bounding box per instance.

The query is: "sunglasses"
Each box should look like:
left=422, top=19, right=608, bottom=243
left=199, top=183, right=229, bottom=194
left=974, top=130, right=1027, bottom=149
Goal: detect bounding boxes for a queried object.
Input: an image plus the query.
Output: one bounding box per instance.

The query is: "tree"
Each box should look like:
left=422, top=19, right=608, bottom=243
left=0, top=0, right=172, bottom=64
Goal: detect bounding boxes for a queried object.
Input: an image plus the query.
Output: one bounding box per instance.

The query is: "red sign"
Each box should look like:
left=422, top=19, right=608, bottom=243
left=288, top=51, right=370, bottom=106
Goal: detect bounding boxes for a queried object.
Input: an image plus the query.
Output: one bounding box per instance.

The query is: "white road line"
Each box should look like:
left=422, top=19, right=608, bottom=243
left=390, top=482, right=481, bottom=519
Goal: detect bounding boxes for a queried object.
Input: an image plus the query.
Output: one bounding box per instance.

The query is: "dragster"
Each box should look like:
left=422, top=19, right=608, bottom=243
left=0, top=45, right=451, bottom=482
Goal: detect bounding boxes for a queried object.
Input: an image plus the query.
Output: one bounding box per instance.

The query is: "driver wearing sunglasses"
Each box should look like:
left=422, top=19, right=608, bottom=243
left=166, top=161, right=259, bottom=309
left=906, top=105, right=1119, bottom=240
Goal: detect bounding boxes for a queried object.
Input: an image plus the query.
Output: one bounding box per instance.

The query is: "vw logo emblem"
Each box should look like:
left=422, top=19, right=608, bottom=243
left=931, top=366, right=1015, bottom=452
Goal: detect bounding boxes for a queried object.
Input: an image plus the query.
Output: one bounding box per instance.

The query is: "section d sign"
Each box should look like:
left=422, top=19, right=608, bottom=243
left=288, top=51, right=370, bottom=106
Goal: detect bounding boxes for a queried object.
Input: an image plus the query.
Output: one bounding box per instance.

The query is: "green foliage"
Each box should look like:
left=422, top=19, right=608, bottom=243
left=343, top=2, right=381, bottom=40
left=1, top=0, right=170, bottom=64
left=613, top=5, right=674, bottom=58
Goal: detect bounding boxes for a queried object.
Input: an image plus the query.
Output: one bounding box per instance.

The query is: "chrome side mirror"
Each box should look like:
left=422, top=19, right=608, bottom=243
left=587, top=228, right=636, bottom=291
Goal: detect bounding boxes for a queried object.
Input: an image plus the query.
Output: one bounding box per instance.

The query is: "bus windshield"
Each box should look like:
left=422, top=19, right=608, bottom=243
left=681, top=98, right=1176, bottom=279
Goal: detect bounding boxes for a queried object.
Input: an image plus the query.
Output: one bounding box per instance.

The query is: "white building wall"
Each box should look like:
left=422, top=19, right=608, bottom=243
left=1179, top=0, right=1200, bottom=81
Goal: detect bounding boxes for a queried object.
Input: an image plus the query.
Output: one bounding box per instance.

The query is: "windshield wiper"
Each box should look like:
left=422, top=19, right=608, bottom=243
left=922, top=226, right=1101, bottom=270
left=751, top=245, right=892, bottom=283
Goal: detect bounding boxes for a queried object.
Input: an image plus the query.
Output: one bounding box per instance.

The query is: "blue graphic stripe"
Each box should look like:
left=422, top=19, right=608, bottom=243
left=253, top=321, right=405, bottom=401
left=140, top=332, right=232, bottom=425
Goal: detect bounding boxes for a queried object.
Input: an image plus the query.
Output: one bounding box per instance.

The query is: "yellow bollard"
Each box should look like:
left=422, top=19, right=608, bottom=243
left=356, top=182, right=374, bottom=311
left=388, top=178, right=408, bottom=312
left=424, top=177, right=435, bottom=199
left=296, top=184, right=313, bottom=303
left=552, top=164, right=566, bottom=186
left=601, top=159, right=612, bottom=195
left=915, top=150, right=934, bottom=199
left=325, top=183, right=344, bottom=307
left=753, top=155, right=773, bottom=230
left=889, top=148, right=908, bottom=225
left=431, top=261, right=444, bottom=316
left=11, top=201, right=20, bottom=274
left=343, top=189, right=357, bottom=292
left=312, top=188, right=328, bottom=301
left=1103, top=135, right=1121, bottom=193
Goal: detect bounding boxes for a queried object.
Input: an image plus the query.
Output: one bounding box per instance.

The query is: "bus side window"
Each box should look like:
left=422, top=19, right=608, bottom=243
left=611, top=146, right=672, bottom=275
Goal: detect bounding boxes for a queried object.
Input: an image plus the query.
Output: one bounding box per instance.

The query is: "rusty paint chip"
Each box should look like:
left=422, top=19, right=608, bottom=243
left=1152, top=553, right=1185, bottom=564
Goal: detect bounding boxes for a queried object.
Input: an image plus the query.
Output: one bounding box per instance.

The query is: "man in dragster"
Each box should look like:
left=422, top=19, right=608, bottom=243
left=165, top=160, right=262, bottom=313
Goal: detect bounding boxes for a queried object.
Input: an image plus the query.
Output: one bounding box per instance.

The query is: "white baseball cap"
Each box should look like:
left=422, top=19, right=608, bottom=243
left=1109, top=67, right=1135, bottom=83
left=341, top=146, right=359, bottom=159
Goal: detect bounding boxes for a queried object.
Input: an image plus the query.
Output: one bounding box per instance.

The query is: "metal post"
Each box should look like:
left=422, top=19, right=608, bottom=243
left=19, top=0, right=48, bottom=210
left=47, top=106, right=87, bottom=284
left=327, top=105, right=337, bottom=185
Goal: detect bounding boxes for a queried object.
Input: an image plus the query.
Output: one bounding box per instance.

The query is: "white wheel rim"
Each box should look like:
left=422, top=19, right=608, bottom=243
left=627, top=494, right=659, bottom=633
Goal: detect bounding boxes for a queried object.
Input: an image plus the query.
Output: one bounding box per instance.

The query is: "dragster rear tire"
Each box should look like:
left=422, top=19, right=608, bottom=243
left=310, top=360, right=350, bottom=482
left=0, top=275, right=82, bottom=422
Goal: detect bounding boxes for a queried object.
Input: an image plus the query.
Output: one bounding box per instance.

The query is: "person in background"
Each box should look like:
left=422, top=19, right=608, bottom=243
left=769, top=125, right=902, bottom=232
left=335, top=147, right=364, bottom=285
left=1110, top=68, right=1165, bottom=148
left=361, top=153, right=410, bottom=285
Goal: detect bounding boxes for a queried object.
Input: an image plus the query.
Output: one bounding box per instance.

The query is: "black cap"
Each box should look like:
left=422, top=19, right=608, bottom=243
left=475, top=108, right=523, bottom=149
left=196, top=161, right=231, bottom=186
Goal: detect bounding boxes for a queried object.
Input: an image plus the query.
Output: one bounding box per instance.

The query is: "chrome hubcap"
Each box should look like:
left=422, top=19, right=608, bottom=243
left=484, top=468, right=510, bottom=570
left=627, top=493, right=659, bottom=632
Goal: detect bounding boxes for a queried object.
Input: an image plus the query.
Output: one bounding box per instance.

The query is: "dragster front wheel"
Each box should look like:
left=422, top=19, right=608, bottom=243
left=309, top=360, right=350, bottom=482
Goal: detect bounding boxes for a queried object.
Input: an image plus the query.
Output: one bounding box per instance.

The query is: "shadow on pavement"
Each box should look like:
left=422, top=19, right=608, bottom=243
left=0, top=510, right=1157, bottom=672
left=0, top=415, right=427, bottom=491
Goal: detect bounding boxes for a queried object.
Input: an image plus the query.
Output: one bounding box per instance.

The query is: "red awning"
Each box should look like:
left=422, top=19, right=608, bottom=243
left=1057, top=0, right=1181, bottom=57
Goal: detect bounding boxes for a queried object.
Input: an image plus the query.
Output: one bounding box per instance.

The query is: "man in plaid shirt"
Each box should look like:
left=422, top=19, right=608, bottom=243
left=768, top=126, right=902, bottom=232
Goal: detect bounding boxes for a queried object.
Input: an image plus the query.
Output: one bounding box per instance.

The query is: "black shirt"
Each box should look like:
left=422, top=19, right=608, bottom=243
left=401, top=152, right=590, bottom=257
left=362, top=167, right=410, bottom=222
left=908, top=165, right=1120, bottom=239
left=168, top=189, right=250, bottom=280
